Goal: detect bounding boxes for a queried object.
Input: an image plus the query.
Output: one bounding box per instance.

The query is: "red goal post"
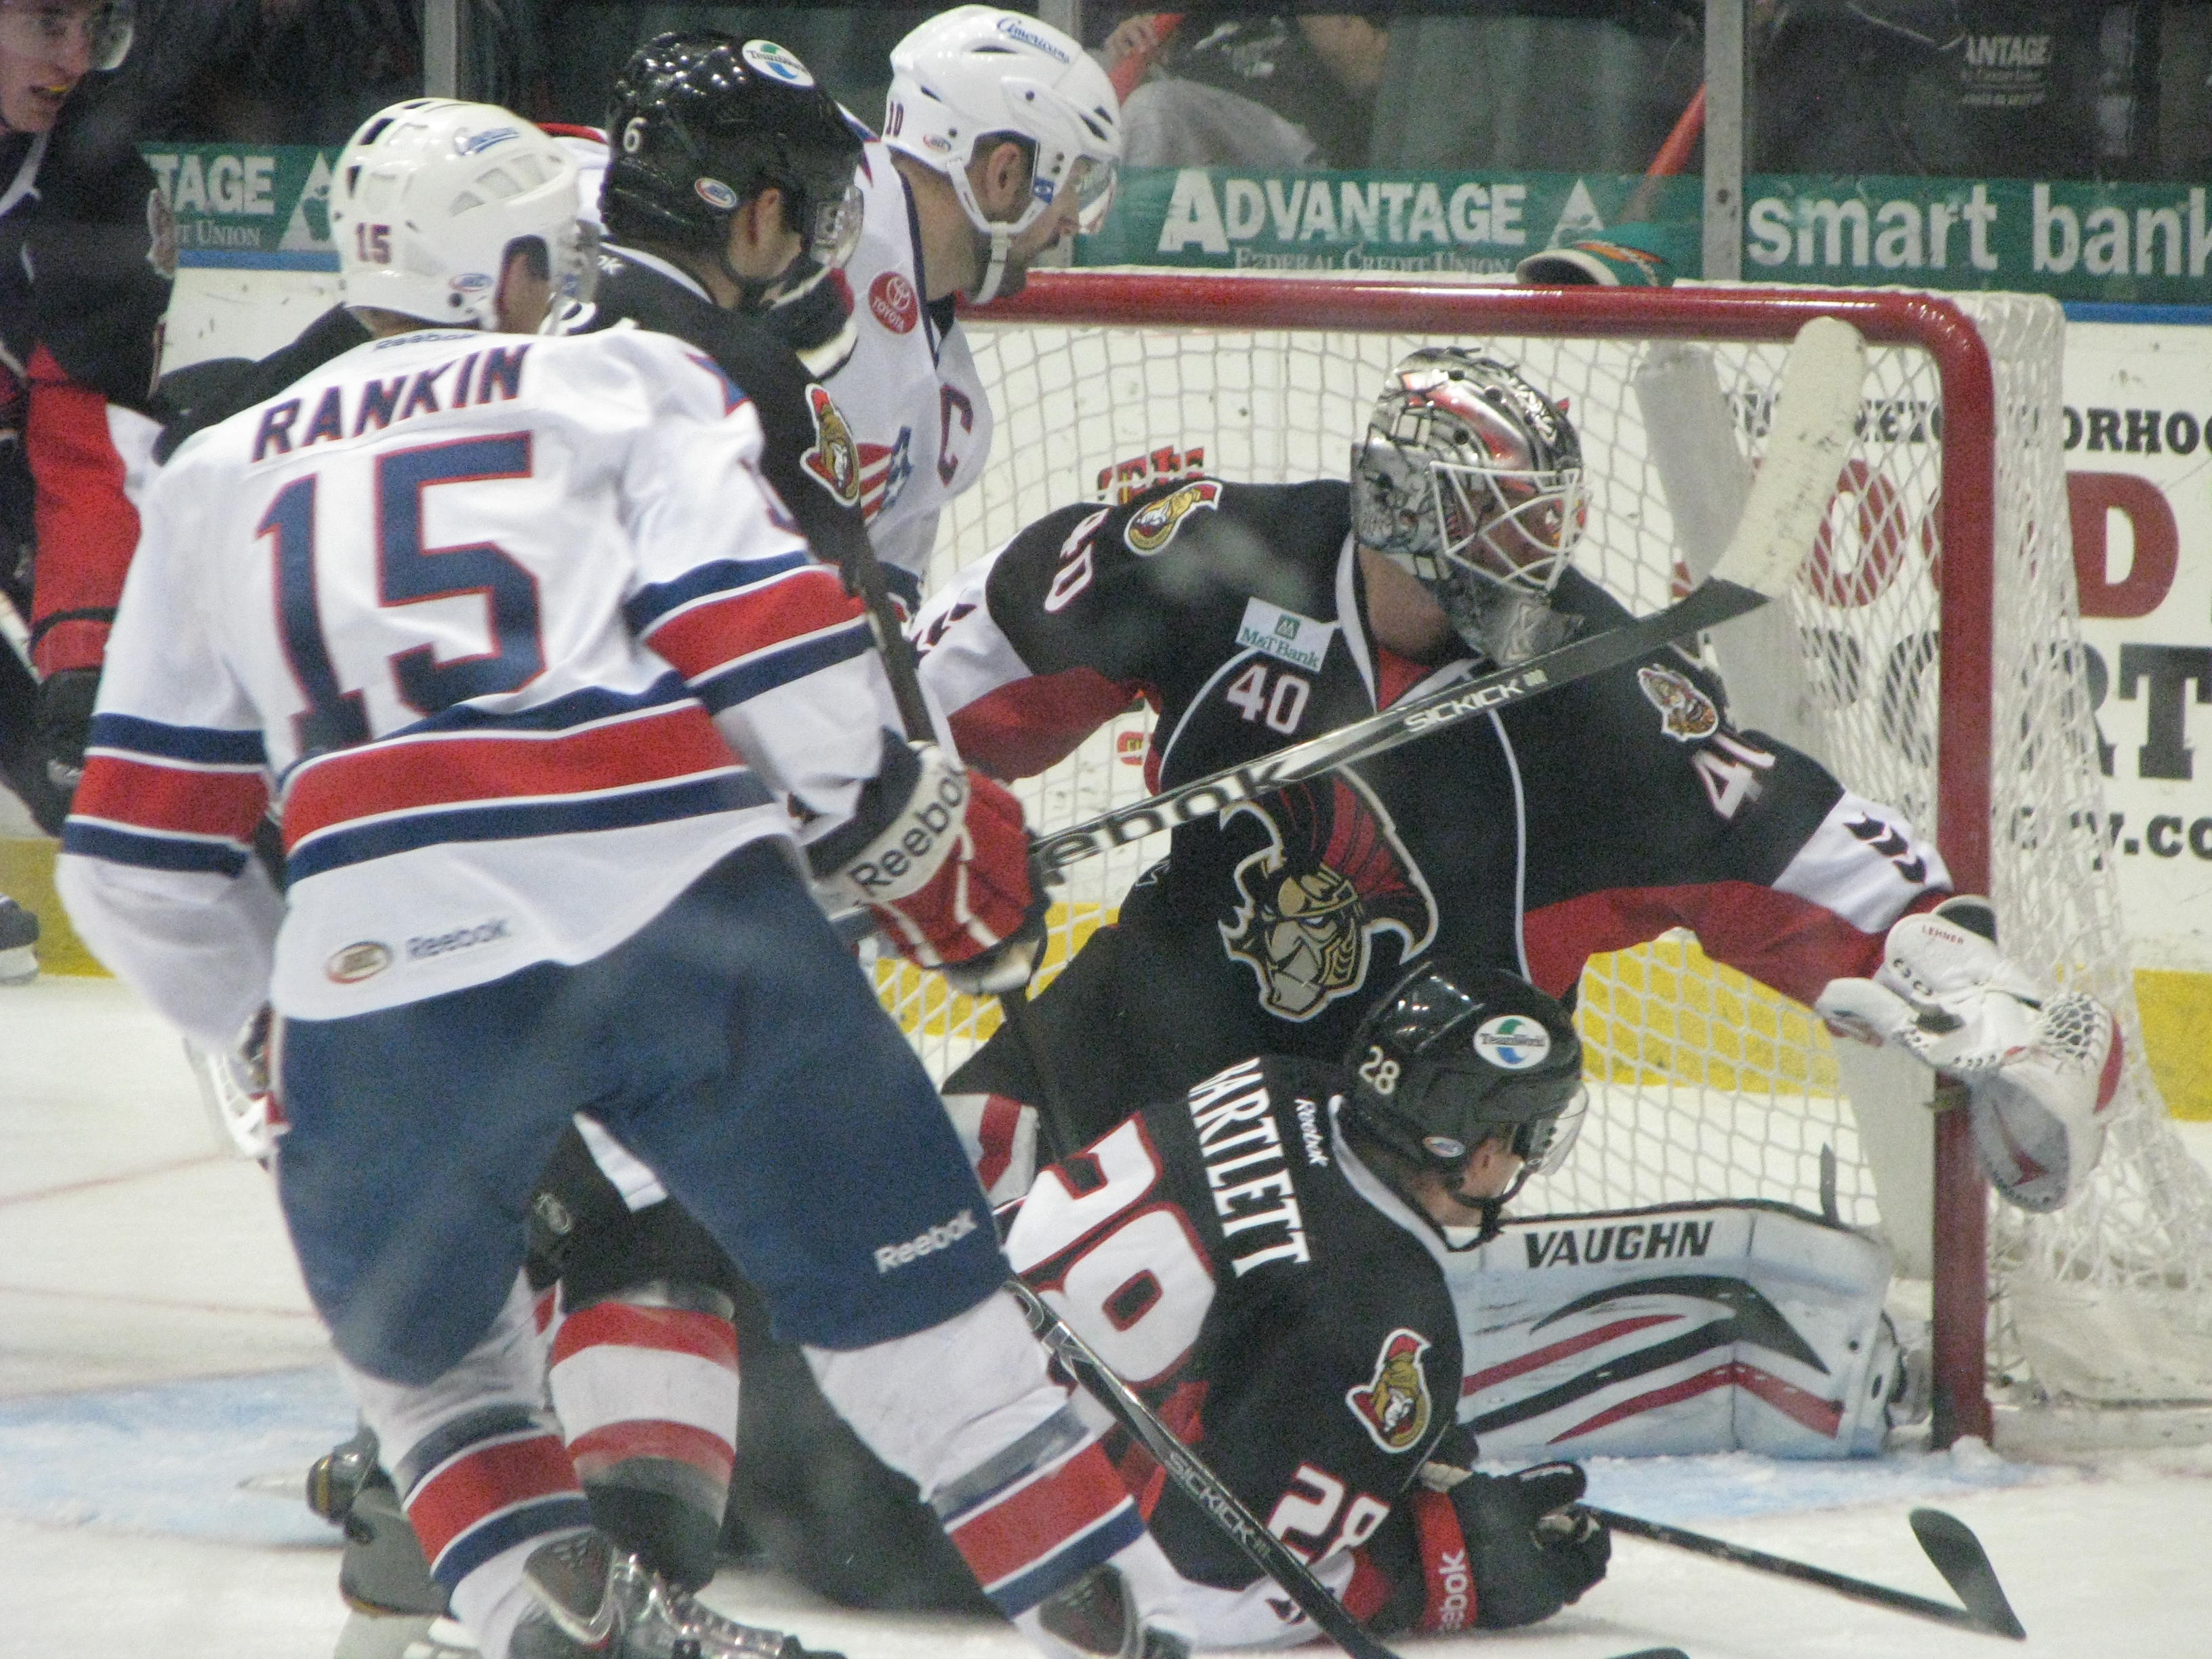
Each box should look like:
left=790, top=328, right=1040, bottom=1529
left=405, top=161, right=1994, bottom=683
left=882, top=272, right=2209, bottom=1450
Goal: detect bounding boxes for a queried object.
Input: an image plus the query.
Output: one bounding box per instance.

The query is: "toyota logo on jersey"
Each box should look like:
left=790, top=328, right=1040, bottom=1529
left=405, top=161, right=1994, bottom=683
left=1218, top=773, right=1437, bottom=1021
left=868, top=270, right=918, bottom=335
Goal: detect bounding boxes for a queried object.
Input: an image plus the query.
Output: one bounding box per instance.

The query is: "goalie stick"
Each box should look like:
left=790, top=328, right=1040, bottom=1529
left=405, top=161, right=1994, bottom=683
left=1584, top=1504, right=2026, bottom=1641
left=1029, top=314, right=1870, bottom=878
left=1008, top=1279, right=1688, bottom=1659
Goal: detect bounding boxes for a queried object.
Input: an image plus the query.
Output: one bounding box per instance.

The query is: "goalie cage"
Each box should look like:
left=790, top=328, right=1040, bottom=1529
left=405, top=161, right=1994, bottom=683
left=863, top=272, right=2212, bottom=1452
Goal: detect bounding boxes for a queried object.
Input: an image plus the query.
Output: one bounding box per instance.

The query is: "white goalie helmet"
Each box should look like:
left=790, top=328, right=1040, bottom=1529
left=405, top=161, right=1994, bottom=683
left=331, top=100, right=600, bottom=330
left=884, top=5, right=1121, bottom=300
left=1351, top=348, right=1590, bottom=665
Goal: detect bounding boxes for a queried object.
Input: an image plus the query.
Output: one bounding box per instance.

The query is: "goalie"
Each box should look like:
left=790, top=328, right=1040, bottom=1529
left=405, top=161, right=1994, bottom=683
left=915, top=346, right=2123, bottom=1219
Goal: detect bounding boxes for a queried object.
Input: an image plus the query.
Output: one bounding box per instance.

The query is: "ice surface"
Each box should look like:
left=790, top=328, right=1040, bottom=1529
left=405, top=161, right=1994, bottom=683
left=6, top=977, right=2210, bottom=1656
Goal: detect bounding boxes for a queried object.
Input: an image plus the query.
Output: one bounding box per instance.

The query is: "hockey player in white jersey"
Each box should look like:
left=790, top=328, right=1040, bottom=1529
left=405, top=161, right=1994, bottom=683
left=830, top=5, right=1120, bottom=601
left=58, top=99, right=1203, bottom=1659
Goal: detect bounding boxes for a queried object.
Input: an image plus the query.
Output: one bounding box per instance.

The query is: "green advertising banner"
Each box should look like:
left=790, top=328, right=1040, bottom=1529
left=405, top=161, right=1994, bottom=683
left=142, top=144, right=340, bottom=270
left=1081, top=165, right=2212, bottom=306
left=139, top=146, right=2212, bottom=306
left=1078, top=166, right=1702, bottom=277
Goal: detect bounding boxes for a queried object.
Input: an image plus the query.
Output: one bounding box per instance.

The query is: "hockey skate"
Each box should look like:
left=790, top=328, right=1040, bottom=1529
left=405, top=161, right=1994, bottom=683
left=309, top=1427, right=462, bottom=1659
left=516, top=1530, right=844, bottom=1659
left=1036, top=1564, right=1189, bottom=1659
left=0, top=893, right=37, bottom=983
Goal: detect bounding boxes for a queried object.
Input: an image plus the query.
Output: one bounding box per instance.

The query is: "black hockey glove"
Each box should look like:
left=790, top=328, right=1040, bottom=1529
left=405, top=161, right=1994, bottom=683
left=36, top=665, right=99, bottom=796
left=1458, top=1463, right=1609, bottom=1628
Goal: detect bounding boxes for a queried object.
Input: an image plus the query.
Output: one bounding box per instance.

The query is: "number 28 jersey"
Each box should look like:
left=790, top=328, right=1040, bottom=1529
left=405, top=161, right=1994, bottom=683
left=1006, top=1054, right=1464, bottom=1645
left=61, top=326, right=901, bottom=1035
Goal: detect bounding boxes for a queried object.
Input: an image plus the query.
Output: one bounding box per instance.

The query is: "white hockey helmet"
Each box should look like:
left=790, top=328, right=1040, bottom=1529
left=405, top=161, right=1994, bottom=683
left=884, top=5, right=1121, bottom=300
left=331, top=100, right=600, bottom=330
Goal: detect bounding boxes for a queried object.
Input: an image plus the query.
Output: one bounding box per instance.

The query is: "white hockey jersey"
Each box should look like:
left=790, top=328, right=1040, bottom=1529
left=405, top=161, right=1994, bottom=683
left=58, top=325, right=901, bottom=1042
left=827, top=136, right=994, bottom=601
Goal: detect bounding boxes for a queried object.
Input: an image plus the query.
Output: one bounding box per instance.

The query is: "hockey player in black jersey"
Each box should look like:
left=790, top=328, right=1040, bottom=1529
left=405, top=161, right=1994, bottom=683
left=916, top=347, right=2123, bottom=1219
left=1008, top=956, right=1612, bottom=1644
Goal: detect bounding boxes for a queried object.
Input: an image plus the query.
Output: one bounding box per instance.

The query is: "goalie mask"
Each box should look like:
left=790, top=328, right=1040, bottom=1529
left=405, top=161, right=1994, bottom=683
left=602, top=32, right=865, bottom=312
left=1345, top=961, right=1586, bottom=1242
left=331, top=100, right=599, bottom=331
left=1351, top=350, right=1589, bottom=665
left=884, top=5, right=1122, bottom=302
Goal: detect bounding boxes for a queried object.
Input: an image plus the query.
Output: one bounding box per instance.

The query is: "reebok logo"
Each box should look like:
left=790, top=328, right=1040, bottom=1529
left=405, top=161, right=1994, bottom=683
left=844, top=771, right=967, bottom=895
left=405, top=918, right=511, bottom=961
left=1429, top=1547, right=1471, bottom=1631
left=875, top=1208, right=979, bottom=1273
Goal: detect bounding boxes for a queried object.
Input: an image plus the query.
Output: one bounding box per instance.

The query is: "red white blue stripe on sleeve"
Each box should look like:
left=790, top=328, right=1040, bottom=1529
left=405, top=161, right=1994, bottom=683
left=931, top=1404, right=1145, bottom=1616
left=63, top=714, right=270, bottom=877
left=281, top=676, right=768, bottom=882
left=394, top=1404, right=594, bottom=1594
left=626, top=554, right=875, bottom=715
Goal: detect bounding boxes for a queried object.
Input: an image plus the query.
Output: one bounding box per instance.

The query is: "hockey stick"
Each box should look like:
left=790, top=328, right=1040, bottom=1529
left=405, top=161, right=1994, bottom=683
left=1031, top=314, right=1868, bottom=879
left=1586, top=1504, right=2026, bottom=1641
left=1008, top=1279, right=1691, bottom=1659
left=822, top=478, right=1073, bottom=1143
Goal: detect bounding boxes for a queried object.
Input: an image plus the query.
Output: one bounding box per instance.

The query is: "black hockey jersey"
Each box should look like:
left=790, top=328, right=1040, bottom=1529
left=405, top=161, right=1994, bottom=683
left=915, top=478, right=1949, bottom=1143
left=1006, top=1054, right=1462, bottom=1616
left=568, top=247, right=876, bottom=586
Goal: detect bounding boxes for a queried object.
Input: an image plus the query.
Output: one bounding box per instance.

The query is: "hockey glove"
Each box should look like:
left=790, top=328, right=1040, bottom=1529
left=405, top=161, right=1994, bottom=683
left=35, top=664, right=98, bottom=796
left=1397, top=1462, right=1608, bottom=1632
left=819, top=739, right=1041, bottom=988
left=1815, top=896, right=2123, bottom=1212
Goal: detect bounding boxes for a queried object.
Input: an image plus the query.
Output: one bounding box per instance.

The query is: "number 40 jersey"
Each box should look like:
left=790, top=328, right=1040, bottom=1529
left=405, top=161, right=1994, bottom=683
left=1005, top=1053, right=1467, bottom=1648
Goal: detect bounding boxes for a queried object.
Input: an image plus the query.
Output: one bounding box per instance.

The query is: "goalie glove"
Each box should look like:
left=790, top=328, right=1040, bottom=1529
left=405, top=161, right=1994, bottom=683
left=1385, top=1461, right=1608, bottom=1633
left=1814, top=897, right=2123, bottom=1212
left=815, top=737, right=1044, bottom=993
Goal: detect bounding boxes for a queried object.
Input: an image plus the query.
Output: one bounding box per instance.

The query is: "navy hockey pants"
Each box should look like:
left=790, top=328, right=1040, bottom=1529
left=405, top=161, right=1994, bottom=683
left=273, top=839, right=1008, bottom=1385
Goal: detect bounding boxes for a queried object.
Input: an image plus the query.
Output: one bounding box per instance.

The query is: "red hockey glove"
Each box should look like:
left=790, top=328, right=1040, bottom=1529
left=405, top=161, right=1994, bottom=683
left=821, top=741, right=1043, bottom=991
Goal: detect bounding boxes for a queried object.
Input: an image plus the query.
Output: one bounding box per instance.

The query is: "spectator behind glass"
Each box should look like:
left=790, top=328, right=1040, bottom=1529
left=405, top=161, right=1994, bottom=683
left=112, top=0, right=439, bottom=142
left=1103, top=7, right=1389, bottom=169
left=0, top=0, right=168, bottom=982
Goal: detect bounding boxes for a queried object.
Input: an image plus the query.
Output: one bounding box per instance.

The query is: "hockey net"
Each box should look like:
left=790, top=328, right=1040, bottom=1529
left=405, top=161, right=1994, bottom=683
left=869, top=272, right=2212, bottom=1446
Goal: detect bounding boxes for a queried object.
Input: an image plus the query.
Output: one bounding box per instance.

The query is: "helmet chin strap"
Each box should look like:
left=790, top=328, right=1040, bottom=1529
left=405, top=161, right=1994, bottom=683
left=966, top=223, right=1014, bottom=305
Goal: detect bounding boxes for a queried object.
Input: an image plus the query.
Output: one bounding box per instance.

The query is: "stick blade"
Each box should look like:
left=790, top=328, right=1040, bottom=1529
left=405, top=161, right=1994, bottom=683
left=1709, top=314, right=1868, bottom=598
left=1908, top=1508, right=2027, bottom=1640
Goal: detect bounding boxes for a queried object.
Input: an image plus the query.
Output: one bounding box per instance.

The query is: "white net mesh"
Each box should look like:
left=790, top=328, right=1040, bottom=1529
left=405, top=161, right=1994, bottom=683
left=869, top=279, right=2212, bottom=1419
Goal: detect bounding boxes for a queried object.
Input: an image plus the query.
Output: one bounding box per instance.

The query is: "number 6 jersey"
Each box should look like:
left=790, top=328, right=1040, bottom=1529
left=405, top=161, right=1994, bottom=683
left=58, top=325, right=905, bottom=1045
left=1005, top=1053, right=1463, bottom=1647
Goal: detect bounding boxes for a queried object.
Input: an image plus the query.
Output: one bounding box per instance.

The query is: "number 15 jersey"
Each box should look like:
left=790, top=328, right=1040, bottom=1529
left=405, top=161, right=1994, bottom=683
left=60, top=325, right=903, bottom=1039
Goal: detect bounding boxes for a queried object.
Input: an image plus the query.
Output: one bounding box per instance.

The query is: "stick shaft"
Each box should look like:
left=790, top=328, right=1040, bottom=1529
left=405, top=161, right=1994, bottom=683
left=1587, top=1507, right=1994, bottom=1635
left=1007, top=1279, right=1406, bottom=1659
left=1033, top=576, right=1765, bottom=876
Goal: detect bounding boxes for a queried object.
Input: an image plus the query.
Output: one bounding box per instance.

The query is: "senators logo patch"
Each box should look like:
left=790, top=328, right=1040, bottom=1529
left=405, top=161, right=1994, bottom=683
left=1637, top=664, right=1720, bottom=741
left=800, top=384, right=862, bottom=506
left=1124, top=480, right=1222, bottom=554
left=1347, top=1328, right=1433, bottom=1453
left=1219, top=774, right=1437, bottom=1021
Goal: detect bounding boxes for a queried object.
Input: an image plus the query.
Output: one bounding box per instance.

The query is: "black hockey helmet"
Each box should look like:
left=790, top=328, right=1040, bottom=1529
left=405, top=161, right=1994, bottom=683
left=1344, top=960, right=1586, bottom=1210
left=602, top=33, right=863, bottom=283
